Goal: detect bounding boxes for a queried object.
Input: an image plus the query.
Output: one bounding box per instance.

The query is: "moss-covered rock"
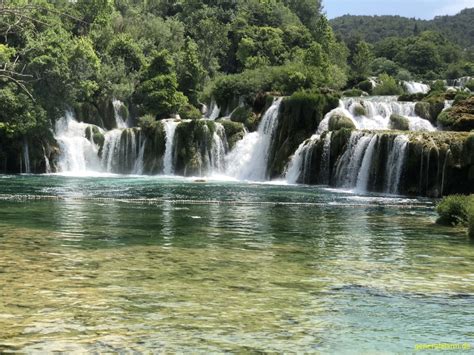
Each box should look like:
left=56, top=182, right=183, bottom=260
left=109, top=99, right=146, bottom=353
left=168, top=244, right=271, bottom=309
left=173, top=120, right=217, bottom=176
left=228, top=105, right=260, bottom=132
left=437, top=96, right=474, bottom=131
left=140, top=120, right=166, bottom=174
left=267, top=91, right=340, bottom=178
left=415, top=102, right=431, bottom=121
left=74, top=99, right=118, bottom=130
left=328, top=114, right=356, bottom=131
left=85, top=126, right=105, bottom=150
left=389, top=114, right=410, bottom=131
left=417, top=92, right=446, bottom=124
left=353, top=103, right=366, bottom=116
left=219, top=120, right=245, bottom=150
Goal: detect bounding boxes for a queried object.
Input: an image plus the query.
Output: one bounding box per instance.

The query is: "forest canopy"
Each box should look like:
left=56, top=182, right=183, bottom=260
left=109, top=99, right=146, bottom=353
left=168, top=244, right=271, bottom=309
left=0, top=0, right=473, bottom=143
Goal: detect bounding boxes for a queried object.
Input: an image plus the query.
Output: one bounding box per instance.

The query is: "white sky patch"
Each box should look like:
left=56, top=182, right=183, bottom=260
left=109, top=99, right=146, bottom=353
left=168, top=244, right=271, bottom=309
left=432, top=0, right=474, bottom=17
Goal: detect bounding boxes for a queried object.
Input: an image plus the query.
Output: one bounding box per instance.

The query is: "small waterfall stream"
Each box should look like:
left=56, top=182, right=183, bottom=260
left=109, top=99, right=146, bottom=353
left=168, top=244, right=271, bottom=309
left=22, top=139, right=31, bottom=174
left=225, top=98, right=283, bottom=181
left=403, top=81, right=430, bottom=94
left=163, top=120, right=179, bottom=175
left=113, top=99, right=128, bottom=128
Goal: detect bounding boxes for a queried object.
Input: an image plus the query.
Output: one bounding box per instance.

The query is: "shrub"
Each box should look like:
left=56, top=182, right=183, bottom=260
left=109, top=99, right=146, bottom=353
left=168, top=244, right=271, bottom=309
left=179, top=104, right=202, bottom=120
left=453, top=91, right=471, bottom=105
left=137, top=114, right=156, bottom=130
left=437, top=109, right=455, bottom=127
left=436, top=195, right=473, bottom=226
left=466, top=79, right=474, bottom=91
left=372, top=74, right=404, bottom=96
left=430, top=80, right=446, bottom=93
left=356, top=80, right=373, bottom=93
left=343, top=89, right=364, bottom=97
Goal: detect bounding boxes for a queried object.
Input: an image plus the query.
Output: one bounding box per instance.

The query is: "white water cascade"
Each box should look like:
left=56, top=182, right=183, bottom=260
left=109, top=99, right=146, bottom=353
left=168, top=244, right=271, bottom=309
left=208, top=100, right=221, bottom=120
left=163, top=120, right=179, bottom=175
left=55, top=112, right=102, bottom=173
left=22, top=139, right=31, bottom=173
left=113, top=99, right=128, bottom=128
left=403, top=81, right=430, bottom=94
left=102, top=129, right=123, bottom=172
left=225, top=98, right=283, bottom=181
left=355, top=135, right=379, bottom=192
left=384, top=135, right=409, bottom=194
left=285, top=135, right=319, bottom=184
left=317, top=96, right=435, bottom=133
left=210, top=123, right=228, bottom=173
left=335, top=132, right=374, bottom=188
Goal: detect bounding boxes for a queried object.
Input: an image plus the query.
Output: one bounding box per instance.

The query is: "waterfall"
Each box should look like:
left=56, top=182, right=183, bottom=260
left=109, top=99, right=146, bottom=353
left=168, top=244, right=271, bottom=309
left=403, top=81, right=430, bottom=94
left=22, top=138, right=31, bottom=173
left=225, top=98, right=283, bottom=181
left=356, top=135, right=379, bottom=192
left=317, top=96, right=435, bottom=133
left=113, top=99, right=128, bottom=128
left=384, top=135, right=409, bottom=194
left=102, top=130, right=123, bottom=172
left=210, top=123, right=228, bottom=173
left=319, top=132, right=332, bottom=184
left=55, top=112, right=102, bottom=173
left=208, top=100, right=221, bottom=120
left=286, top=135, right=319, bottom=184
left=43, top=146, right=51, bottom=174
left=335, top=132, right=372, bottom=188
left=163, top=120, right=179, bottom=175
left=133, top=135, right=147, bottom=175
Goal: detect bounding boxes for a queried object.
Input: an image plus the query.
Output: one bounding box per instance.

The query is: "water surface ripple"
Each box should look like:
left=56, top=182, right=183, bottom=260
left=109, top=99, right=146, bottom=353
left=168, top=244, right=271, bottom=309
left=0, top=175, right=472, bottom=353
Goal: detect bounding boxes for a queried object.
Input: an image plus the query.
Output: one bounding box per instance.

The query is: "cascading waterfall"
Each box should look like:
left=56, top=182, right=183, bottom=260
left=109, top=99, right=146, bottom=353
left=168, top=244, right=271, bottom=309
left=285, top=132, right=333, bottom=185
left=210, top=123, right=228, bottom=173
left=163, top=120, right=179, bottom=175
left=22, top=138, right=31, bottom=173
left=113, top=99, right=128, bottom=128
left=208, top=100, right=221, bottom=120
left=317, top=96, right=435, bottom=133
left=355, top=135, right=379, bottom=192
left=285, top=136, right=317, bottom=184
left=102, top=129, right=123, bottom=172
left=42, top=146, right=51, bottom=174
left=225, top=98, right=283, bottom=181
left=403, top=81, right=430, bottom=94
left=335, top=132, right=373, bottom=188
left=133, top=135, right=147, bottom=175
left=384, top=135, right=409, bottom=194
left=55, top=112, right=102, bottom=173
left=102, top=128, right=143, bottom=174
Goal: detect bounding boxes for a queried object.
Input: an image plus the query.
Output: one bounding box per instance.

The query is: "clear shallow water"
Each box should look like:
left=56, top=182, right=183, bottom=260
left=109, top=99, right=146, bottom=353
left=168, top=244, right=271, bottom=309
left=0, top=175, right=473, bottom=353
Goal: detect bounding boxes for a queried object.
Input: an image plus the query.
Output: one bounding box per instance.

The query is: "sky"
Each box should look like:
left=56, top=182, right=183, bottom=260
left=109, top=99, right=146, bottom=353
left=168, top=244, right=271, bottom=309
left=324, top=0, right=474, bottom=19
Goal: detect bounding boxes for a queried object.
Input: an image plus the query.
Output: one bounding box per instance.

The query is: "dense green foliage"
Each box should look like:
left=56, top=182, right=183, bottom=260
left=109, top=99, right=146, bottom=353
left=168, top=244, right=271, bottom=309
left=331, top=9, right=474, bottom=51
left=437, top=195, right=474, bottom=237
left=331, top=9, right=474, bottom=80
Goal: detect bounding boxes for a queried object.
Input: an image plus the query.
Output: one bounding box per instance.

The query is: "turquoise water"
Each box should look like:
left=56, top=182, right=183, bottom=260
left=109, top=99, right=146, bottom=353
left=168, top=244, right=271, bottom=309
left=0, top=175, right=473, bottom=352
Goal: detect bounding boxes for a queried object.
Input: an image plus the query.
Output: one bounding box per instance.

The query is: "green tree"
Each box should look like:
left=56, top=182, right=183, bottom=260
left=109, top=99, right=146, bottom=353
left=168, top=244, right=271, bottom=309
left=177, top=37, right=206, bottom=105
left=134, top=50, right=187, bottom=119
left=352, top=41, right=373, bottom=79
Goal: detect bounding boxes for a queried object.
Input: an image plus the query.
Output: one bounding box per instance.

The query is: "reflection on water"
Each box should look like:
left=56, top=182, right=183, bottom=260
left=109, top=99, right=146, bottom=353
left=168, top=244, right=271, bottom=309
left=0, top=175, right=473, bottom=352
